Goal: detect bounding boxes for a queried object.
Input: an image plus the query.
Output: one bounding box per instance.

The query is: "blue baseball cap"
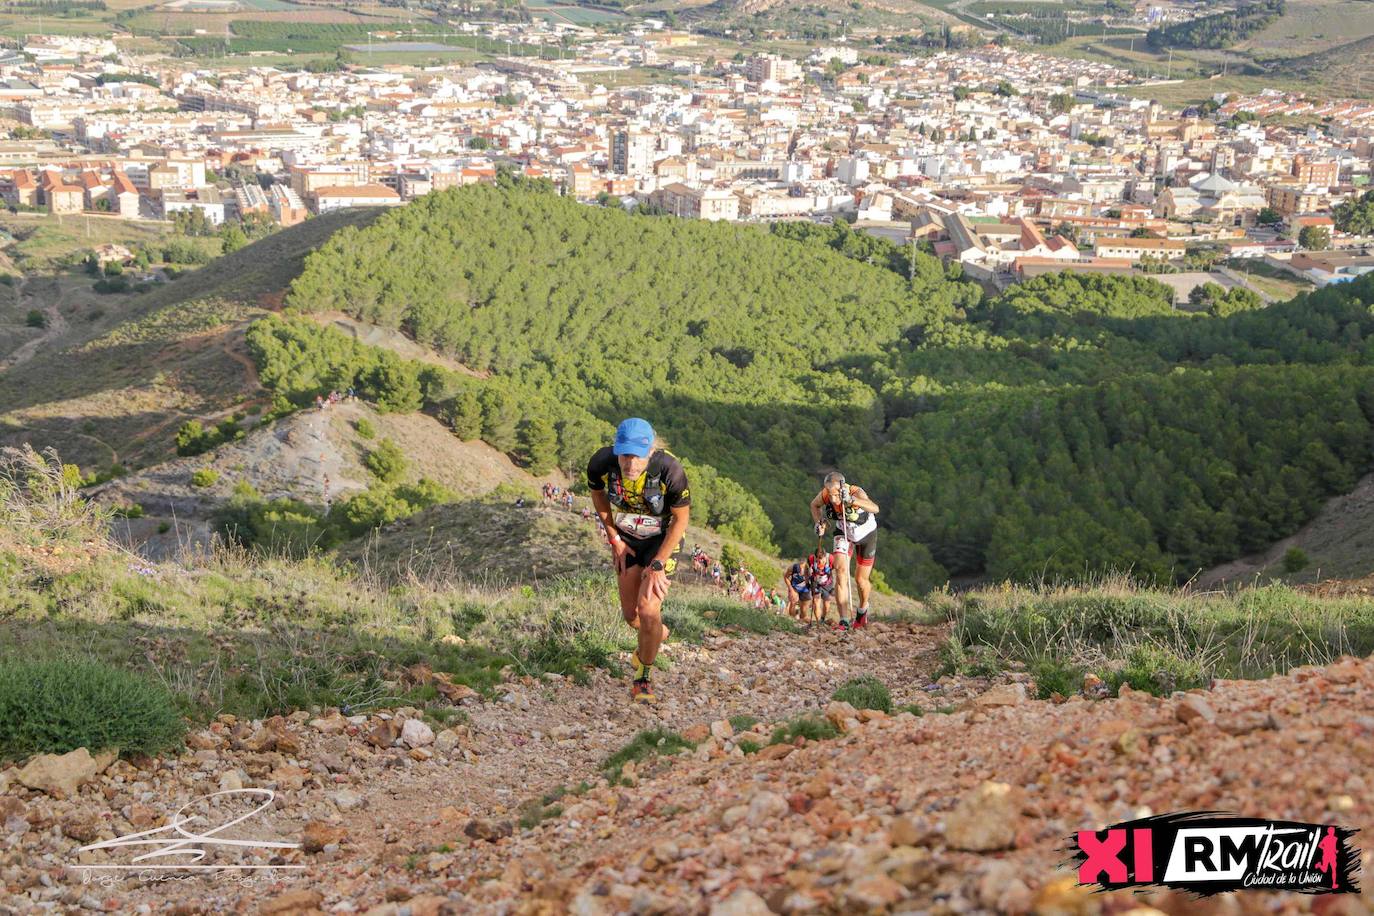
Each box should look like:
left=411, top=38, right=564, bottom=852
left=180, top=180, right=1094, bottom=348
left=613, top=417, right=655, bottom=457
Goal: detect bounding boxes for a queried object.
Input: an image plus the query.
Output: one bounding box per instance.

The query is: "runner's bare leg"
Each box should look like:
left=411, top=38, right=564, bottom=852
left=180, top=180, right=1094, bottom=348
left=634, top=572, right=666, bottom=666
left=834, top=544, right=853, bottom=622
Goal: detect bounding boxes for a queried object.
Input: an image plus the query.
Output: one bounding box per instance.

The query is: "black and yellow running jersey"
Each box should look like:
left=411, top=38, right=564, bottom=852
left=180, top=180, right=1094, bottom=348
left=823, top=486, right=878, bottom=541
left=586, top=447, right=691, bottom=540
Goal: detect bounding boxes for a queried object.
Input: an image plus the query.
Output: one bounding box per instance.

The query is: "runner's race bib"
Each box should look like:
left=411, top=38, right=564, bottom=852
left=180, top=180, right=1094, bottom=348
left=844, top=516, right=877, bottom=543
left=832, top=535, right=851, bottom=556
left=614, top=512, right=664, bottom=539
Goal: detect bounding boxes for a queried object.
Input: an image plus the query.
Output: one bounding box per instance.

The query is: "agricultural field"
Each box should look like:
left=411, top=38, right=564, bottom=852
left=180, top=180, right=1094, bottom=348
left=1235, top=0, right=1374, bottom=60
left=154, top=19, right=559, bottom=57
left=543, top=5, right=627, bottom=25
left=1120, top=74, right=1314, bottom=106
left=526, top=0, right=628, bottom=25
left=1038, top=32, right=1209, bottom=79
left=0, top=212, right=171, bottom=274
left=1225, top=259, right=1315, bottom=303
left=1031, top=0, right=1374, bottom=100
left=0, top=15, right=113, bottom=36
left=574, top=65, right=674, bottom=86
left=334, top=46, right=491, bottom=66
left=119, top=8, right=370, bottom=33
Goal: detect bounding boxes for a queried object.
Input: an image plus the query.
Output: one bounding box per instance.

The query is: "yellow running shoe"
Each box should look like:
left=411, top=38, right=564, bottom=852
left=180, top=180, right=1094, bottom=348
left=631, top=678, right=656, bottom=703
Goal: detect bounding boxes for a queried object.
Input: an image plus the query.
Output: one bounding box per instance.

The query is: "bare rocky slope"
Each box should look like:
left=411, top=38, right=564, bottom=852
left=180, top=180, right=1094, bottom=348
left=3, top=610, right=1371, bottom=915
left=1198, top=470, right=1374, bottom=589
left=91, top=401, right=550, bottom=560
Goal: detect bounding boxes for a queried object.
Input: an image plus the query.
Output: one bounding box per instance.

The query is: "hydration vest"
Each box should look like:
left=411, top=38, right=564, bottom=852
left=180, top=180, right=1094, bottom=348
left=824, top=491, right=877, bottom=541
left=605, top=456, right=670, bottom=517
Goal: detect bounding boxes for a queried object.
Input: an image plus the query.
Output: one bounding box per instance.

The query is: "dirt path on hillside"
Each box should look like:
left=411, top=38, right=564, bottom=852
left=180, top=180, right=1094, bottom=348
left=2, top=619, right=950, bottom=912
left=0, top=275, right=66, bottom=373
left=4, top=620, right=1373, bottom=914
left=112, top=322, right=265, bottom=467
left=220, top=324, right=261, bottom=392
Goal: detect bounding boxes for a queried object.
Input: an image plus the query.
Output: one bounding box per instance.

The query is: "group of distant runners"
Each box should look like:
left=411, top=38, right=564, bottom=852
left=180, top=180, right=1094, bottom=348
left=689, top=546, right=787, bottom=613
left=586, top=417, right=879, bottom=704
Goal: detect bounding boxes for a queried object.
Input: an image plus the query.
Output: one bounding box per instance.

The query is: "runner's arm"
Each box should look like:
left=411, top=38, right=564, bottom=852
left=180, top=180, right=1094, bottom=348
left=848, top=486, right=880, bottom=514
left=589, top=489, right=616, bottom=537
left=589, top=489, right=628, bottom=567
left=809, top=489, right=826, bottom=524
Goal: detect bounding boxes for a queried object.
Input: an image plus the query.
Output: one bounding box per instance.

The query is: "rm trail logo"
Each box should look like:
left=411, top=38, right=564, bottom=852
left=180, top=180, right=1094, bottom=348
left=1070, top=812, right=1361, bottom=896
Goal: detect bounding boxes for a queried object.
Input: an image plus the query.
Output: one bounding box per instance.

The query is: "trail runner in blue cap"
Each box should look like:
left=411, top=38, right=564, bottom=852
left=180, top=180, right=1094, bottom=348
left=587, top=418, right=692, bottom=704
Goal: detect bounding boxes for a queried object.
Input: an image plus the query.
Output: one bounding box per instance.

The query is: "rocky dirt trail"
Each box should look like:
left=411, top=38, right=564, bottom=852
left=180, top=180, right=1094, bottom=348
left=0, top=275, right=66, bottom=373
left=3, top=620, right=1373, bottom=915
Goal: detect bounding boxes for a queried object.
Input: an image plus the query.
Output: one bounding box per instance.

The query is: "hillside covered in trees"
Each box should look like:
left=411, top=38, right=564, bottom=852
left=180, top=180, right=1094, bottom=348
left=1147, top=0, right=1284, bottom=49
left=261, top=182, right=1374, bottom=593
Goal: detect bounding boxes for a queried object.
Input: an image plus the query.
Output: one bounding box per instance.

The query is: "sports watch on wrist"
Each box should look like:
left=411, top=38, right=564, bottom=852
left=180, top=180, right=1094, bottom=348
left=649, top=560, right=665, bottom=572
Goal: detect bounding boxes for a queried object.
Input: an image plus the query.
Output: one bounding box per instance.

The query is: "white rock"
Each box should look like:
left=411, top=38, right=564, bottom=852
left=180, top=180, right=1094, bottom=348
left=400, top=719, right=435, bottom=748
left=747, top=790, right=788, bottom=827
left=331, top=790, right=364, bottom=811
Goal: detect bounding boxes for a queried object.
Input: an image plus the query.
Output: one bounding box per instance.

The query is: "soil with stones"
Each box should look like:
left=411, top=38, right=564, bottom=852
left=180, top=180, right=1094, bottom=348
left=3, top=619, right=1372, bottom=915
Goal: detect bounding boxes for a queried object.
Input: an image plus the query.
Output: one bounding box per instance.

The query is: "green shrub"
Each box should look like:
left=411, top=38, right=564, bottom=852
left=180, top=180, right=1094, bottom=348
left=354, top=417, right=376, bottom=440
left=175, top=419, right=241, bottom=457
left=1282, top=547, right=1309, bottom=573
left=78, top=464, right=128, bottom=488
left=769, top=714, right=839, bottom=746
left=0, top=656, right=186, bottom=762
left=213, top=491, right=331, bottom=557
left=831, top=675, right=892, bottom=713
left=175, top=420, right=206, bottom=455
left=111, top=502, right=144, bottom=519
left=329, top=478, right=452, bottom=538
left=25, top=309, right=45, bottom=328
left=728, top=714, right=759, bottom=731
left=602, top=728, right=696, bottom=783
left=364, top=438, right=406, bottom=483
left=719, top=543, right=742, bottom=574
left=936, top=636, right=1002, bottom=678
left=1104, top=644, right=1207, bottom=697
left=190, top=468, right=219, bottom=488
left=92, top=276, right=131, bottom=294
left=518, top=801, right=562, bottom=830
left=1030, top=656, right=1085, bottom=699
left=661, top=598, right=799, bottom=643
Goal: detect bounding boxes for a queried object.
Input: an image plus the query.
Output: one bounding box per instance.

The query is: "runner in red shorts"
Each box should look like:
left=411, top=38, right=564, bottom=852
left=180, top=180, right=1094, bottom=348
left=809, top=471, right=879, bottom=632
